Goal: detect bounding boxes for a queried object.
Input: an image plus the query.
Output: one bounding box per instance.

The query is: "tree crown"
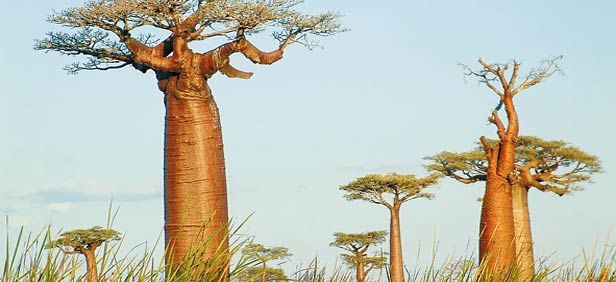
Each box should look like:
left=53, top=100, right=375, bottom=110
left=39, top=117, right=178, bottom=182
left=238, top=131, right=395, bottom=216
left=35, top=0, right=345, bottom=74
left=339, top=173, right=440, bottom=209
left=242, top=243, right=292, bottom=263
left=46, top=226, right=121, bottom=253
left=330, top=231, right=388, bottom=252
left=425, top=136, right=603, bottom=195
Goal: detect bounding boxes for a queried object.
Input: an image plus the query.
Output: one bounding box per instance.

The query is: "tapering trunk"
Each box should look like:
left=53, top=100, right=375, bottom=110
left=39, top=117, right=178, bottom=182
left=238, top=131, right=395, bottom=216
left=261, top=261, right=267, bottom=282
left=356, top=253, right=366, bottom=282
left=163, top=92, right=229, bottom=263
left=389, top=206, right=404, bottom=282
left=82, top=249, right=99, bottom=282
left=512, top=183, right=534, bottom=281
left=479, top=139, right=517, bottom=274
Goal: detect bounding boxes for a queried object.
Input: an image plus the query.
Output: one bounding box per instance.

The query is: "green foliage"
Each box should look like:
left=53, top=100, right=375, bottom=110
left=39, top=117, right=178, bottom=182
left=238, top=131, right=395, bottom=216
left=45, top=226, right=121, bottom=254
left=330, top=231, right=387, bottom=252
left=2, top=224, right=616, bottom=281
left=235, top=243, right=291, bottom=282
left=425, top=136, right=603, bottom=195
left=339, top=173, right=440, bottom=208
left=235, top=266, right=288, bottom=282
left=242, top=243, right=291, bottom=263
left=330, top=231, right=388, bottom=275
left=35, top=0, right=346, bottom=73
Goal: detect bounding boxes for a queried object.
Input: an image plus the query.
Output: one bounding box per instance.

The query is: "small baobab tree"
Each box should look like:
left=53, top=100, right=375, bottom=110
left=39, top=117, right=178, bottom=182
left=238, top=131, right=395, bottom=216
left=458, top=57, right=562, bottom=274
left=426, top=136, right=602, bottom=281
left=240, top=243, right=291, bottom=282
left=339, top=172, right=440, bottom=282
left=330, top=231, right=388, bottom=282
left=45, top=226, right=121, bottom=282
left=35, top=0, right=344, bottom=267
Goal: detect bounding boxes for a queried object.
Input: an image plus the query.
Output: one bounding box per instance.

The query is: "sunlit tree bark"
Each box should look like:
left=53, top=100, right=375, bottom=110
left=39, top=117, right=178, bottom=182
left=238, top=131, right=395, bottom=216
left=36, top=0, right=344, bottom=270
left=457, top=58, right=562, bottom=275
left=426, top=135, right=601, bottom=280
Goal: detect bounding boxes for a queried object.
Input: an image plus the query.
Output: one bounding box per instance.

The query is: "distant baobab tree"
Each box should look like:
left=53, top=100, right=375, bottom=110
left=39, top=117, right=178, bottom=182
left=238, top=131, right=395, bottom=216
left=457, top=57, right=562, bottom=276
left=46, top=226, right=121, bottom=282
left=426, top=136, right=602, bottom=280
left=330, top=231, right=388, bottom=282
left=339, top=172, right=440, bottom=282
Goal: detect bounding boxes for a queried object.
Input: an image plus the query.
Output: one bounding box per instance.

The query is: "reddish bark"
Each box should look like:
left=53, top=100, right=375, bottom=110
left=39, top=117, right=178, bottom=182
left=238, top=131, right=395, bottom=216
left=512, top=183, right=534, bottom=282
left=389, top=205, right=404, bottom=282
left=356, top=253, right=366, bottom=282
left=82, top=247, right=99, bottom=282
left=478, top=92, right=519, bottom=273
left=161, top=78, right=229, bottom=262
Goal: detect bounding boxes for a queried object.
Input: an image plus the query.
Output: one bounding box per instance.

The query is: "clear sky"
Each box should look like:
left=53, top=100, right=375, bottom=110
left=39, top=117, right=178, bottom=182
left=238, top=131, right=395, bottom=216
left=1, top=0, right=615, bottom=274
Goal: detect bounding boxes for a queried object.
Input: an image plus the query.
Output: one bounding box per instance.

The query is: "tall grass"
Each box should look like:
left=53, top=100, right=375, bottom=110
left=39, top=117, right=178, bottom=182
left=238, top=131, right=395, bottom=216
left=2, top=222, right=615, bottom=281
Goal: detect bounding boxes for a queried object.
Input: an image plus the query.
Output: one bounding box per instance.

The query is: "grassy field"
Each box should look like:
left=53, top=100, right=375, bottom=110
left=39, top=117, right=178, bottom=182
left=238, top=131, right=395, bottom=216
left=2, top=223, right=615, bottom=282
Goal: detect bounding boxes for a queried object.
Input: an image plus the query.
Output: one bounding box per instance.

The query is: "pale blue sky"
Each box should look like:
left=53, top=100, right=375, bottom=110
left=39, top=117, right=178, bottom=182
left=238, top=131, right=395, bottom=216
left=1, top=0, right=615, bottom=273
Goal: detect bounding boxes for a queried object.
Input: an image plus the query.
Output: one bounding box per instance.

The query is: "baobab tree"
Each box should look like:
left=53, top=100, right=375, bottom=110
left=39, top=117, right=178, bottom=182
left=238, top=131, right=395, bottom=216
left=330, top=231, right=388, bottom=282
left=240, top=243, right=291, bottom=282
left=455, top=58, right=562, bottom=274
left=35, top=0, right=343, bottom=265
left=426, top=136, right=602, bottom=280
left=339, top=173, right=440, bottom=282
left=46, top=226, right=121, bottom=282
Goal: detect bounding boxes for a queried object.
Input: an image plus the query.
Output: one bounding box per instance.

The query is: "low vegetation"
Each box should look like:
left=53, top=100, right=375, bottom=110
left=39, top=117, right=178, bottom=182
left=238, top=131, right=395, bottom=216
left=2, top=224, right=614, bottom=282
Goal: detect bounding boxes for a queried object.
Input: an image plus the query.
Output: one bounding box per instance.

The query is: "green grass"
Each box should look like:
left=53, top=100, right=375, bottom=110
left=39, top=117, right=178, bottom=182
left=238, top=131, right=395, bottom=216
left=2, top=223, right=615, bottom=282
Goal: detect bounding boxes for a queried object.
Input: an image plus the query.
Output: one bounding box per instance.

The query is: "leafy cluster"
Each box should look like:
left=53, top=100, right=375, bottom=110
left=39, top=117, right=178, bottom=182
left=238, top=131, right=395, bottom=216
left=45, top=226, right=121, bottom=254
left=425, top=136, right=602, bottom=195
left=35, top=0, right=346, bottom=74
left=339, top=173, right=439, bottom=207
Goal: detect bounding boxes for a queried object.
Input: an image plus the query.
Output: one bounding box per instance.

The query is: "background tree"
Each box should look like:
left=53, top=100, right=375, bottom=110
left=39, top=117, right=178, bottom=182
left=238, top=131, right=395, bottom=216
left=240, top=243, right=291, bottom=282
left=426, top=136, right=602, bottom=280
left=339, top=173, right=439, bottom=282
left=457, top=58, right=561, bottom=274
left=35, top=0, right=344, bottom=266
left=330, top=231, right=388, bottom=282
left=45, top=226, right=121, bottom=282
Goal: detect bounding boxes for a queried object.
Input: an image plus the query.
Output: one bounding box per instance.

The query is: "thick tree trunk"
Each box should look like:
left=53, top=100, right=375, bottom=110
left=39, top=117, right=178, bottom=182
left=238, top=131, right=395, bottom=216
left=479, top=176, right=516, bottom=273
left=512, top=183, right=535, bottom=281
left=389, top=206, right=404, bottom=282
left=163, top=92, right=229, bottom=263
left=355, top=253, right=366, bottom=282
left=479, top=139, right=517, bottom=275
left=82, top=249, right=99, bottom=282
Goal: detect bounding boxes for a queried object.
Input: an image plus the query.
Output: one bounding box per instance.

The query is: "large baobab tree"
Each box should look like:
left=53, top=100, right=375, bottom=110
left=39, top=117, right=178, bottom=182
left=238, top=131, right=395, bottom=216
left=330, top=231, right=388, bottom=282
left=46, top=226, right=121, bottom=282
left=455, top=58, right=562, bottom=274
left=426, top=136, right=602, bottom=281
left=339, top=173, right=440, bottom=282
left=35, top=0, right=343, bottom=265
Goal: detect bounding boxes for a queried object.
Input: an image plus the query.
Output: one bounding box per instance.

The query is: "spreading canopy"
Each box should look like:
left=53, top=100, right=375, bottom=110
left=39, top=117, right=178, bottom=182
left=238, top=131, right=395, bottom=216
left=35, top=0, right=345, bottom=75
left=242, top=243, right=291, bottom=262
left=425, top=136, right=603, bottom=195
left=46, top=226, right=121, bottom=254
left=330, top=231, right=388, bottom=253
left=340, top=173, right=440, bottom=208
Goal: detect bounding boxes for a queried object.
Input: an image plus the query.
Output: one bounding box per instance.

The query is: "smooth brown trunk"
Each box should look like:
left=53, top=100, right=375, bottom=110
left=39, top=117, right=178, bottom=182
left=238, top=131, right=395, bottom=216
left=356, top=253, right=366, bottom=282
left=479, top=176, right=516, bottom=272
left=512, top=183, right=535, bottom=281
left=261, top=261, right=267, bottom=282
left=479, top=139, right=517, bottom=275
left=82, top=249, right=98, bottom=282
left=164, top=93, right=229, bottom=263
left=389, top=206, right=404, bottom=282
